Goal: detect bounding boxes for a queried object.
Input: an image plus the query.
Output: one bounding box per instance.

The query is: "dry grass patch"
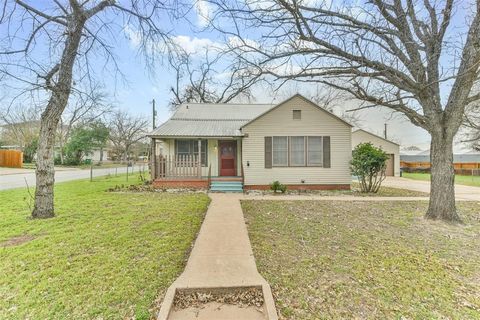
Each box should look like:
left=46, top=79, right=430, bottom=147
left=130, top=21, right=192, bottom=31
left=242, top=200, right=480, bottom=319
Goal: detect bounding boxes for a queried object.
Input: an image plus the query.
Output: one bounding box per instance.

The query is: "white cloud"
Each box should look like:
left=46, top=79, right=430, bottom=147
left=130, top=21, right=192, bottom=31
left=194, top=0, right=212, bottom=27
left=172, top=35, right=222, bottom=55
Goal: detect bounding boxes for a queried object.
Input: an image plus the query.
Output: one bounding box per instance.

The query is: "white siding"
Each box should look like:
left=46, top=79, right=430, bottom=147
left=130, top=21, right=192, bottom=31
left=242, top=96, right=352, bottom=186
left=352, top=130, right=400, bottom=176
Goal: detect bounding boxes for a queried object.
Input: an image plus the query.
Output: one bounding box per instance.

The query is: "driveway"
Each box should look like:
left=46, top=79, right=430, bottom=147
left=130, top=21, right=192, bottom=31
left=0, top=165, right=146, bottom=191
left=382, top=176, right=480, bottom=201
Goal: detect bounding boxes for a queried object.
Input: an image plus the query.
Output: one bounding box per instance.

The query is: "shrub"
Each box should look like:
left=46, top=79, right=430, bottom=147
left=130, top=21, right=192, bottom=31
left=270, top=181, right=287, bottom=193
left=351, top=142, right=389, bottom=193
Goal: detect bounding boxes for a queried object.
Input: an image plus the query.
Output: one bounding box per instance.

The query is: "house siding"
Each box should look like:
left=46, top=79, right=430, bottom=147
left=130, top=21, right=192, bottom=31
left=241, top=96, right=352, bottom=186
left=352, top=130, right=400, bottom=176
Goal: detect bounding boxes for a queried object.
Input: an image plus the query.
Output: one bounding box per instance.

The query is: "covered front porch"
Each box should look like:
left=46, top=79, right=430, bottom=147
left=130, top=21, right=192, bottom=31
left=150, top=137, right=244, bottom=189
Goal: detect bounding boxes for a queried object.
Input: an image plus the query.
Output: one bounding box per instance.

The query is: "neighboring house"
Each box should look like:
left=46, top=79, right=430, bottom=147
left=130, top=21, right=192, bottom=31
left=352, top=128, right=400, bottom=176
left=148, top=94, right=353, bottom=191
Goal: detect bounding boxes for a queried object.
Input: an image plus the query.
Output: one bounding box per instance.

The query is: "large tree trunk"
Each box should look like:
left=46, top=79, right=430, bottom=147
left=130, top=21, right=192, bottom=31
left=32, top=113, right=59, bottom=218
left=425, top=132, right=461, bottom=222
left=31, top=16, right=85, bottom=219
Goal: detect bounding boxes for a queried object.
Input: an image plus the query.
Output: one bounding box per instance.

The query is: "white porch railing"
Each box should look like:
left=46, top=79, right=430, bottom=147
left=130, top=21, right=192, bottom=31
left=153, top=155, right=202, bottom=180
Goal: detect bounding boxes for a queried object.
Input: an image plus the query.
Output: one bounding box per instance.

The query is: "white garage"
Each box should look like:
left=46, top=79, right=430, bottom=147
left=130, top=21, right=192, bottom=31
left=352, top=128, right=401, bottom=177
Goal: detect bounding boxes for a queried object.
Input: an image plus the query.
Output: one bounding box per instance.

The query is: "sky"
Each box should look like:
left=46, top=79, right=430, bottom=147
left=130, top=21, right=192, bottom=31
left=0, top=0, right=474, bottom=152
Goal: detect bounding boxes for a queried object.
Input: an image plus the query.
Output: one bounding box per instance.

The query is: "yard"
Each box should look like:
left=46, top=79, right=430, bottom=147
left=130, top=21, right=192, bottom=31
left=242, top=200, right=480, bottom=319
left=0, top=174, right=210, bottom=319
left=403, top=172, right=480, bottom=187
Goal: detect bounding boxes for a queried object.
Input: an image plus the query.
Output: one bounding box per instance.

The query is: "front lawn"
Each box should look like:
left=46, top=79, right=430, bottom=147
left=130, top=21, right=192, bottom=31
left=403, top=172, right=480, bottom=187
left=0, top=175, right=210, bottom=319
left=242, top=200, right=480, bottom=319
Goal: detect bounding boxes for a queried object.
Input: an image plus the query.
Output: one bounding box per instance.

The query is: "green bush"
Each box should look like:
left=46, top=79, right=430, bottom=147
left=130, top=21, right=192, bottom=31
left=270, top=181, right=287, bottom=193
left=351, top=142, right=389, bottom=193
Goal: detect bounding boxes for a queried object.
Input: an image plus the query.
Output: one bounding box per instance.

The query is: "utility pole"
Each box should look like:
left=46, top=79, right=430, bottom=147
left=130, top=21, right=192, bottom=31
left=151, top=98, right=157, bottom=130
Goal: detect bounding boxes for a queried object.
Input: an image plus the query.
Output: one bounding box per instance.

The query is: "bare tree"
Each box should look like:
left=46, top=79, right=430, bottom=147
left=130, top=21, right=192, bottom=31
left=462, top=104, right=480, bottom=151
left=210, top=0, right=480, bottom=222
left=167, top=45, right=262, bottom=109
left=57, top=88, right=112, bottom=164
left=108, top=110, right=148, bottom=162
left=0, top=104, right=41, bottom=162
left=0, top=1, right=177, bottom=218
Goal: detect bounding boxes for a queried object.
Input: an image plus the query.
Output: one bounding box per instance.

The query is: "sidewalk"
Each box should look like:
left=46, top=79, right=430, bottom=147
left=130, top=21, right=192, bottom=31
left=157, top=193, right=278, bottom=320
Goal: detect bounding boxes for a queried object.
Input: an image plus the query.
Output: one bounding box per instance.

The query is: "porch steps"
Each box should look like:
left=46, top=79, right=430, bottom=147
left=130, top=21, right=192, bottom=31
left=210, top=181, right=243, bottom=193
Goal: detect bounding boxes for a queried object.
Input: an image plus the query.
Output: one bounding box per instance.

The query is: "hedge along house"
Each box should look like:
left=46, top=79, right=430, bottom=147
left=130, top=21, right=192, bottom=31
left=148, top=94, right=353, bottom=191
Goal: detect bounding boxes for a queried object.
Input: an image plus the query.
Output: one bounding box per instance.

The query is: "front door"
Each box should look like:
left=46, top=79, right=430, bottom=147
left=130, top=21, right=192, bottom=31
left=219, top=141, right=236, bottom=176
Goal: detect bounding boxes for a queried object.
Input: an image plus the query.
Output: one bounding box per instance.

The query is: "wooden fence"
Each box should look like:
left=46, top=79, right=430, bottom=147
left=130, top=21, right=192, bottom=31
left=0, top=149, right=23, bottom=168
left=401, top=161, right=480, bottom=176
left=153, top=154, right=202, bottom=180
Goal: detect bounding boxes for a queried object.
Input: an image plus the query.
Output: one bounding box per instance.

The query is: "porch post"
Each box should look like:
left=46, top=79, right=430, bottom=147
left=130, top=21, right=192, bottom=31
left=151, top=138, right=156, bottom=180
left=197, top=139, right=202, bottom=178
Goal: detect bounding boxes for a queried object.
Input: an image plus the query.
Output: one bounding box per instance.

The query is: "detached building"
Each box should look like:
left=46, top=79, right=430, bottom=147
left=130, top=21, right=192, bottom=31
left=352, top=128, right=401, bottom=176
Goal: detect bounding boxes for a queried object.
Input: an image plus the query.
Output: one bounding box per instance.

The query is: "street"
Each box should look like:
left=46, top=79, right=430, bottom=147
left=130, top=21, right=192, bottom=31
left=0, top=165, right=147, bottom=191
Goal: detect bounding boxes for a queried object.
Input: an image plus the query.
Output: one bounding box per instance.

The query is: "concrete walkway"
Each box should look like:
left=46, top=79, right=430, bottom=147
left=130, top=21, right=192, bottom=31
left=157, top=193, right=278, bottom=320
left=383, top=177, right=480, bottom=201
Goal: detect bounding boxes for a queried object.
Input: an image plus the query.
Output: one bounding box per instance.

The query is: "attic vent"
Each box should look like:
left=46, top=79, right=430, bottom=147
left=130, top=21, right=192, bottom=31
left=293, top=110, right=301, bottom=120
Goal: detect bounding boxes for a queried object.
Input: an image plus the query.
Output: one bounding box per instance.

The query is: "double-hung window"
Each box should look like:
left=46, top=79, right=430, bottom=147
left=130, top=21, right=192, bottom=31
left=289, top=136, right=305, bottom=166
left=175, top=139, right=208, bottom=166
left=272, top=136, right=288, bottom=166
left=307, top=136, right=323, bottom=166
left=266, top=136, right=329, bottom=167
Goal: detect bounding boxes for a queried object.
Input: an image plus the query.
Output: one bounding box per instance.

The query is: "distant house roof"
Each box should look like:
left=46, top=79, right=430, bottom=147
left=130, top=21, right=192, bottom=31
left=148, top=94, right=351, bottom=138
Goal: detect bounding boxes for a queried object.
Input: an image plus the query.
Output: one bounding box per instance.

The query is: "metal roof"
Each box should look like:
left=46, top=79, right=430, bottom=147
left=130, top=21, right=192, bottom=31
left=149, top=119, right=249, bottom=137
left=171, top=103, right=274, bottom=120
left=148, top=94, right=352, bottom=138
left=149, top=102, right=274, bottom=137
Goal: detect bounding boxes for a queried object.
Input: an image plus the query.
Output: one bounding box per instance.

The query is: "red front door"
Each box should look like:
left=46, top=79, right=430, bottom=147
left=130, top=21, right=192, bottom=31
left=219, top=141, right=236, bottom=176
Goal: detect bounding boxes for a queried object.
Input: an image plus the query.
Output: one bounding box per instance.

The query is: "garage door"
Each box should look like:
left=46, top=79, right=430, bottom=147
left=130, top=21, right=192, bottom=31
left=385, top=154, right=394, bottom=176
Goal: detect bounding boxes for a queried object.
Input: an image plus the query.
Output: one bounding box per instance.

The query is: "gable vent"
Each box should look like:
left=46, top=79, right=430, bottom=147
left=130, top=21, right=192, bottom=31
left=293, top=109, right=301, bottom=120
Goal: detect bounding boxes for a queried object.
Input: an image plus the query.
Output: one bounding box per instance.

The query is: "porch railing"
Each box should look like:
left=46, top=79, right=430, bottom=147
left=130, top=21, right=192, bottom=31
left=154, top=154, right=202, bottom=180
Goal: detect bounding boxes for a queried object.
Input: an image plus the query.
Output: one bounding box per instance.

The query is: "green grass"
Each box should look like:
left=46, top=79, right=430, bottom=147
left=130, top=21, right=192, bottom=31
left=242, top=200, right=480, bottom=319
left=403, top=172, right=480, bottom=187
left=0, top=174, right=210, bottom=319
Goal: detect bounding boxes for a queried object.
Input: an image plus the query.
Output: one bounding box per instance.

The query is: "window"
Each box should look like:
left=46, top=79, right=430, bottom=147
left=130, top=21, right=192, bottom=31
left=293, top=110, right=301, bottom=120
left=272, top=136, right=288, bottom=166
left=175, top=139, right=208, bottom=166
left=289, top=136, right=305, bottom=166
left=307, top=136, right=323, bottom=166
left=266, top=136, right=329, bottom=168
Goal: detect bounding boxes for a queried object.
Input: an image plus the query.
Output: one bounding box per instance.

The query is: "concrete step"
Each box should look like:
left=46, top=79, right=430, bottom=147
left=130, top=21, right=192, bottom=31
left=211, top=182, right=243, bottom=187
left=210, top=181, right=243, bottom=193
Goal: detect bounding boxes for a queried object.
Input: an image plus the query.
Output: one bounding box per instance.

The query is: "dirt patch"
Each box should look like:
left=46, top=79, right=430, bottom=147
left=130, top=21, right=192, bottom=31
left=173, top=287, right=264, bottom=310
left=1, top=234, right=36, bottom=247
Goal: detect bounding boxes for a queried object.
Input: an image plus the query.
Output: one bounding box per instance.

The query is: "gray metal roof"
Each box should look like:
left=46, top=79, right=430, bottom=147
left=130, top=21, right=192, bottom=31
left=148, top=95, right=352, bottom=138
left=171, top=103, right=274, bottom=120
left=149, top=102, right=274, bottom=137
left=150, top=119, right=249, bottom=137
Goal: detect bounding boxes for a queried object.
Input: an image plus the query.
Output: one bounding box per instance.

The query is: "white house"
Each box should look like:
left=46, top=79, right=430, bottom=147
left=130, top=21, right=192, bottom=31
left=148, top=94, right=353, bottom=191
